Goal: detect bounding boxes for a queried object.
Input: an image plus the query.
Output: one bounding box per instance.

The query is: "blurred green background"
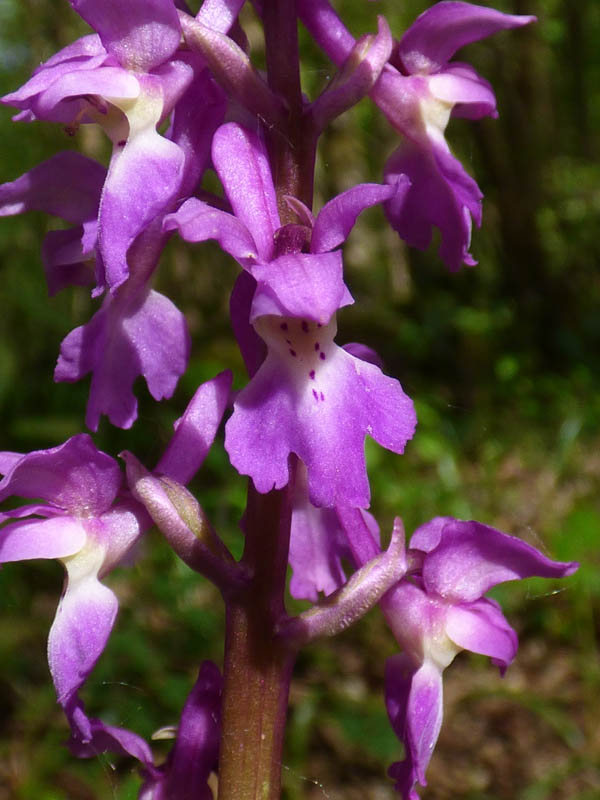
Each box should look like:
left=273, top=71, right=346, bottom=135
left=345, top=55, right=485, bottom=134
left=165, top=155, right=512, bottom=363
left=0, top=0, right=599, bottom=797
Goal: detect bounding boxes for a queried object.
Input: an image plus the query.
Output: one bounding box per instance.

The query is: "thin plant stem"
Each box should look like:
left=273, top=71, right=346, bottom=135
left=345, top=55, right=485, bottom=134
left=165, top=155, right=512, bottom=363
left=217, top=4, right=319, bottom=795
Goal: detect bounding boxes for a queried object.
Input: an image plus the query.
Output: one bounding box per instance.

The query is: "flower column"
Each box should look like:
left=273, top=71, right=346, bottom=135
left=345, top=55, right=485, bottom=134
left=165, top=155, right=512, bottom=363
left=216, top=2, right=313, bottom=799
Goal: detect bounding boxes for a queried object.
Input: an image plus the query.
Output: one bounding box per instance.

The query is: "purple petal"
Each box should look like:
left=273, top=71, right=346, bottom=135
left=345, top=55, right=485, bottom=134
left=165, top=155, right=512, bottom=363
left=421, top=519, right=579, bottom=602
left=32, top=66, right=140, bottom=122
left=0, top=503, right=65, bottom=524
left=226, top=316, right=416, bottom=507
left=67, top=697, right=154, bottom=765
left=311, top=181, right=403, bottom=254
left=156, top=371, right=233, bottom=485
left=0, top=452, right=23, bottom=474
left=335, top=505, right=381, bottom=565
left=0, top=434, right=121, bottom=513
left=250, top=252, right=352, bottom=324
left=446, top=598, right=518, bottom=671
left=151, top=58, right=196, bottom=123
left=398, top=1, right=536, bottom=75
left=68, top=0, right=181, bottom=71
left=42, top=223, right=97, bottom=295
left=288, top=467, right=354, bottom=601
left=168, top=68, right=227, bottom=197
left=297, top=0, right=355, bottom=66
left=164, top=198, right=258, bottom=262
left=48, top=557, right=118, bottom=704
left=0, top=516, right=86, bottom=562
left=341, top=342, right=384, bottom=368
left=212, top=123, right=280, bottom=261
left=84, top=503, right=149, bottom=575
left=55, top=287, right=190, bottom=431
left=40, top=34, right=106, bottom=68
left=409, top=515, right=453, bottom=553
left=229, top=272, right=266, bottom=378
left=98, top=79, right=185, bottom=290
left=153, top=661, right=221, bottom=799
left=1, top=53, right=118, bottom=121
left=429, top=62, right=497, bottom=119
left=384, top=139, right=482, bottom=270
left=0, top=151, right=105, bottom=224
left=381, top=580, right=443, bottom=663
left=385, top=654, right=443, bottom=800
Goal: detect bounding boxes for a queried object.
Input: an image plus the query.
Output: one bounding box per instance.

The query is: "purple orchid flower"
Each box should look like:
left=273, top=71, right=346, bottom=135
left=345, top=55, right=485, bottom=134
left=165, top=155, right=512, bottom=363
left=299, top=0, right=535, bottom=270
left=1, top=0, right=196, bottom=291
left=1, top=70, right=226, bottom=431
left=378, top=517, right=578, bottom=799
left=54, top=220, right=193, bottom=431
left=0, top=373, right=229, bottom=714
left=165, top=122, right=416, bottom=507
left=66, top=661, right=222, bottom=800
left=139, top=661, right=222, bottom=799
left=0, top=151, right=105, bottom=294
left=0, top=434, right=147, bottom=709
left=55, top=68, right=225, bottom=432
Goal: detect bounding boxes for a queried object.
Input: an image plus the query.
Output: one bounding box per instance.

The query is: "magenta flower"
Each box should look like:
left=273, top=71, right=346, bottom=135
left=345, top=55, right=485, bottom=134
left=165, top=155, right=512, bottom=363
left=0, top=151, right=105, bottom=294
left=2, top=0, right=194, bottom=291
left=1, top=70, right=225, bottom=431
left=139, top=661, right=222, bottom=800
left=299, top=0, right=535, bottom=269
left=0, top=435, right=147, bottom=708
left=66, top=661, right=221, bottom=800
left=0, top=374, right=229, bottom=711
left=166, top=122, right=415, bottom=507
left=381, top=517, right=578, bottom=799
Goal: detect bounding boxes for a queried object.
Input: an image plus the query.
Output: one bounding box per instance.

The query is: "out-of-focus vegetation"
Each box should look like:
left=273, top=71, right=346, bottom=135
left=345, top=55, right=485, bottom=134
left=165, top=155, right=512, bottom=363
left=0, top=0, right=599, bottom=797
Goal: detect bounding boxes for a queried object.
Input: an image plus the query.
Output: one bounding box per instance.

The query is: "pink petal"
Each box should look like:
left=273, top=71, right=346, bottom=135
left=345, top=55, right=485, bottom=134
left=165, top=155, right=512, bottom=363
left=156, top=370, right=233, bottom=485
left=212, top=123, right=280, bottom=262
left=69, top=0, right=181, bottom=72
left=398, top=1, right=536, bottom=75
left=48, top=540, right=119, bottom=705
left=0, top=516, right=86, bottom=562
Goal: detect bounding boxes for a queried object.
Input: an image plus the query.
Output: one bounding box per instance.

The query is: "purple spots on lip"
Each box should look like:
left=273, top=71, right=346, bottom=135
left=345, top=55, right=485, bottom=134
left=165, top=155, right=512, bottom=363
left=117, top=139, right=127, bottom=147
left=285, top=339, right=291, bottom=345
left=317, top=323, right=322, bottom=328
left=280, top=322, right=288, bottom=330
left=289, top=349, right=297, bottom=357
left=319, top=352, right=326, bottom=360
left=309, top=370, right=315, bottom=380
left=314, top=342, right=320, bottom=351
left=320, top=391, right=325, bottom=401
left=312, top=389, right=319, bottom=401
left=301, top=321, right=309, bottom=333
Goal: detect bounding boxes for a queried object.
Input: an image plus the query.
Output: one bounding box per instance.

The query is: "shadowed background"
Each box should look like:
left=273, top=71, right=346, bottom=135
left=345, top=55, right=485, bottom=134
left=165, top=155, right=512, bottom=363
left=0, top=0, right=599, bottom=797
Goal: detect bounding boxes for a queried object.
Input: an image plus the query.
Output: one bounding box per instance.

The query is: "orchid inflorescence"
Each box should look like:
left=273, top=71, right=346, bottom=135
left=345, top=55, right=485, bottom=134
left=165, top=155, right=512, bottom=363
left=0, top=1, right=577, bottom=798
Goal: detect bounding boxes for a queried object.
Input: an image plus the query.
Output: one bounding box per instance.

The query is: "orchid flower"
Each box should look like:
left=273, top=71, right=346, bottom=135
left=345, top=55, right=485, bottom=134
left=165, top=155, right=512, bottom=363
left=165, top=121, right=416, bottom=507
left=1, top=71, right=226, bottom=431
left=381, top=517, right=577, bottom=799
left=0, top=372, right=230, bottom=714
left=1, top=0, right=195, bottom=291
left=299, top=0, right=535, bottom=269
left=0, top=435, right=147, bottom=709
left=67, top=661, right=222, bottom=800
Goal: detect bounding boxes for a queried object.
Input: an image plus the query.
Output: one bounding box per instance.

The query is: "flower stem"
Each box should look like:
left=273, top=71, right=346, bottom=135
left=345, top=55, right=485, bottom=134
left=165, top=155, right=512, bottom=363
left=217, top=482, right=297, bottom=800
left=218, top=5, right=315, bottom=796
left=263, top=0, right=316, bottom=217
